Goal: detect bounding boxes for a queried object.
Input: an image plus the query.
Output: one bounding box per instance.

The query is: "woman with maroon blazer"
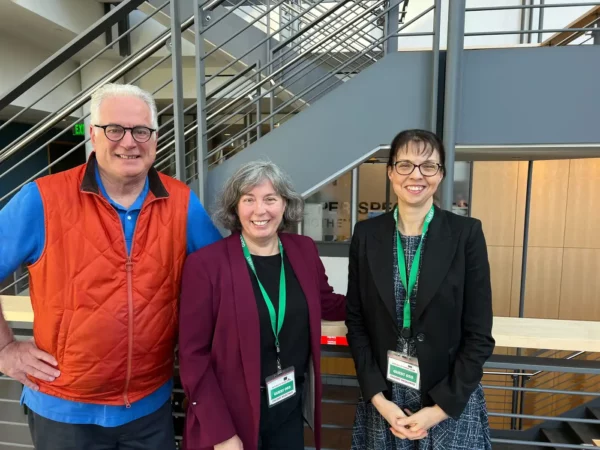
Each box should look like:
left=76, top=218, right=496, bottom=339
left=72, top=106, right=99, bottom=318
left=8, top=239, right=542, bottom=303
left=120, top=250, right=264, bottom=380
left=178, top=161, right=346, bottom=450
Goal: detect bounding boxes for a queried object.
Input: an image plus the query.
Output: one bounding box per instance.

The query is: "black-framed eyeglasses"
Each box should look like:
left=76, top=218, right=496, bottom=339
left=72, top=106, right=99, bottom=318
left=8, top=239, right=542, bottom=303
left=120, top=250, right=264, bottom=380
left=392, top=160, right=443, bottom=177
left=94, top=124, right=156, bottom=143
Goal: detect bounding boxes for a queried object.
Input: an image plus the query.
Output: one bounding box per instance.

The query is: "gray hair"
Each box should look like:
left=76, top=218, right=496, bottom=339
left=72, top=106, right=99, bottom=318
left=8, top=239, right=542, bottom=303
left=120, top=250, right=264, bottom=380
left=214, top=161, right=304, bottom=232
left=90, top=83, right=158, bottom=130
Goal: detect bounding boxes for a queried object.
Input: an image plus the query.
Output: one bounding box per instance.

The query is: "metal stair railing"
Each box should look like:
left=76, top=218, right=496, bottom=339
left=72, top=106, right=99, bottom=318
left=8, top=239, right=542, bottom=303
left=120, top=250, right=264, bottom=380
left=150, top=0, right=438, bottom=186
left=190, top=0, right=438, bottom=187
left=0, top=2, right=196, bottom=195
left=0, top=0, right=440, bottom=291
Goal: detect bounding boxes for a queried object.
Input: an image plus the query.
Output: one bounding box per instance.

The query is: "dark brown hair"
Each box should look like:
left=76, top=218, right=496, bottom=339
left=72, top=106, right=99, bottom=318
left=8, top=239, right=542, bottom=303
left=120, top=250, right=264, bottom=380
left=387, top=129, right=446, bottom=176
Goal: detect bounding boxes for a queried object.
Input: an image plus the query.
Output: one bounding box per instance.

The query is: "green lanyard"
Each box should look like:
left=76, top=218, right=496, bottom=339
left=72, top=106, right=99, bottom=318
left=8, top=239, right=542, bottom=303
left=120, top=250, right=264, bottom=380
left=393, top=205, right=434, bottom=338
left=241, top=234, right=286, bottom=371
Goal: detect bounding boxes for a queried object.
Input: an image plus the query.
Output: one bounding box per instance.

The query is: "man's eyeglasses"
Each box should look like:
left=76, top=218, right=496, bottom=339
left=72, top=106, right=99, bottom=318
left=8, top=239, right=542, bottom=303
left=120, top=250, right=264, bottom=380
left=94, top=124, right=156, bottom=143
left=392, top=161, right=443, bottom=177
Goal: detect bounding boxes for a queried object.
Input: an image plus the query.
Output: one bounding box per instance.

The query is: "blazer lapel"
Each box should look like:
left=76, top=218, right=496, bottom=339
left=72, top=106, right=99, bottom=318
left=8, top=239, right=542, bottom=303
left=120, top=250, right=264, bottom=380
left=226, top=233, right=261, bottom=432
left=366, top=212, right=397, bottom=324
left=414, top=207, right=456, bottom=320
left=280, top=234, right=321, bottom=351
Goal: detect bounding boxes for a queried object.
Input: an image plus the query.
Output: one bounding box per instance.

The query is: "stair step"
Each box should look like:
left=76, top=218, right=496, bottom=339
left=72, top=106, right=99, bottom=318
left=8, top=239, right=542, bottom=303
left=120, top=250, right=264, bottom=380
left=0, top=401, right=27, bottom=424
left=568, top=421, right=600, bottom=445
left=0, top=379, right=23, bottom=401
left=588, top=407, right=600, bottom=421
left=304, top=425, right=352, bottom=449
left=540, top=426, right=575, bottom=445
left=322, top=385, right=360, bottom=404
left=492, top=444, right=545, bottom=450
left=322, top=402, right=356, bottom=428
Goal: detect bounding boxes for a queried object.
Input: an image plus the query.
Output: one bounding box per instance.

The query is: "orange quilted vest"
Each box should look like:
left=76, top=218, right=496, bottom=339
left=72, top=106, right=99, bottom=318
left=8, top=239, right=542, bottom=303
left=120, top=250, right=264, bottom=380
left=28, top=155, right=189, bottom=405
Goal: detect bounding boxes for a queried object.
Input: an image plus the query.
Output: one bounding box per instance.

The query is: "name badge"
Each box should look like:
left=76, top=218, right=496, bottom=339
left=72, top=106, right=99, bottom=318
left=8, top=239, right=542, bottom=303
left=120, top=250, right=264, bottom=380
left=387, top=350, right=420, bottom=390
left=265, top=367, right=296, bottom=407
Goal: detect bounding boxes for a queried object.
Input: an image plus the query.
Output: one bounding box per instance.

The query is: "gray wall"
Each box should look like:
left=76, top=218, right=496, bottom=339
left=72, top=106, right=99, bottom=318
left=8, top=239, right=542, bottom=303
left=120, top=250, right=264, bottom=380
left=207, top=51, right=433, bottom=210
left=458, top=45, right=600, bottom=145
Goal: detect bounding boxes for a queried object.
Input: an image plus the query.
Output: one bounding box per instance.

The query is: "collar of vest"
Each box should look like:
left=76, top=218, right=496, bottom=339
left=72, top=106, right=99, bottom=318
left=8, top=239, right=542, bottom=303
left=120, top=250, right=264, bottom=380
left=80, top=152, right=169, bottom=199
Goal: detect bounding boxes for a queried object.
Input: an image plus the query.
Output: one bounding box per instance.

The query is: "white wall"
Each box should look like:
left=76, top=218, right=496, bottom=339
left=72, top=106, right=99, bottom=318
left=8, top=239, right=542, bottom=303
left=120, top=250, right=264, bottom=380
left=129, top=10, right=197, bottom=58
left=0, top=32, right=82, bottom=116
left=538, top=0, right=596, bottom=44
left=131, top=66, right=244, bottom=100
left=12, top=0, right=105, bottom=43
left=321, top=256, right=349, bottom=295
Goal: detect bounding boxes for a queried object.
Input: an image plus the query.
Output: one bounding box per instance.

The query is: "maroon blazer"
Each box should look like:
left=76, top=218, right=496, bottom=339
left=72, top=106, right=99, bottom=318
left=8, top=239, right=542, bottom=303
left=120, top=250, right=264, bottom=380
left=178, top=232, right=346, bottom=450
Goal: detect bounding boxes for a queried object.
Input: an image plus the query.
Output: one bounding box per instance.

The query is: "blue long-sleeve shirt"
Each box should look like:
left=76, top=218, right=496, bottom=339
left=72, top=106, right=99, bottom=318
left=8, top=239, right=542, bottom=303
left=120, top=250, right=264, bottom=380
left=0, top=168, right=221, bottom=426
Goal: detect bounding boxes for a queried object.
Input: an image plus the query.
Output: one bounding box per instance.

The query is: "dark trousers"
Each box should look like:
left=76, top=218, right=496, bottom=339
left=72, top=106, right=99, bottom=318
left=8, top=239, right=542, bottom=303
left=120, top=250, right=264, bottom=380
left=27, top=400, right=176, bottom=450
left=258, top=384, right=305, bottom=450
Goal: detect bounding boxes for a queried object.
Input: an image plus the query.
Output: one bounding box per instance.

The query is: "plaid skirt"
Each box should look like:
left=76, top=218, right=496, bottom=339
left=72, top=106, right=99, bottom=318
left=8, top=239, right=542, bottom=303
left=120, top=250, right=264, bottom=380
left=350, top=383, right=492, bottom=450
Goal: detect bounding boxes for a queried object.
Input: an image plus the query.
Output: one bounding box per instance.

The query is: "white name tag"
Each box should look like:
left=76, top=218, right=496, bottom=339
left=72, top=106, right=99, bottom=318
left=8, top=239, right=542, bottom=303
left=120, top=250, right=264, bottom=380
left=387, top=351, right=420, bottom=390
left=265, top=367, right=296, bottom=407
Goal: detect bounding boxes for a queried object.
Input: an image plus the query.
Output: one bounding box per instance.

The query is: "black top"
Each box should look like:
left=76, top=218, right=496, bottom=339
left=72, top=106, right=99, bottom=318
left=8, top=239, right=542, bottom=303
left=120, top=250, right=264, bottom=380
left=247, top=252, right=310, bottom=385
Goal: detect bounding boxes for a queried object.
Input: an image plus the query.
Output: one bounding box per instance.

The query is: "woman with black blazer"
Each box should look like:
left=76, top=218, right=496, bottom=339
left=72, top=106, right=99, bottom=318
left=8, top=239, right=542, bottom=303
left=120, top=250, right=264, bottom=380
left=346, top=129, right=495, bottom=450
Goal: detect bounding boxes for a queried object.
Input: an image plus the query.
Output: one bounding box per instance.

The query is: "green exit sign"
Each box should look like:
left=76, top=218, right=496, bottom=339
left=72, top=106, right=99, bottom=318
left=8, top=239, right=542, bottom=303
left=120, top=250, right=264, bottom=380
left=73, top=123, right=85, bottom=136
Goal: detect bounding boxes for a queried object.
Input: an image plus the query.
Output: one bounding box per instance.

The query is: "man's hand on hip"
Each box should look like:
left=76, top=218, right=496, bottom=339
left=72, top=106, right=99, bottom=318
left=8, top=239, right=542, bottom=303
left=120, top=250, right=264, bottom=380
left=0, top=340, right=60, bottom=390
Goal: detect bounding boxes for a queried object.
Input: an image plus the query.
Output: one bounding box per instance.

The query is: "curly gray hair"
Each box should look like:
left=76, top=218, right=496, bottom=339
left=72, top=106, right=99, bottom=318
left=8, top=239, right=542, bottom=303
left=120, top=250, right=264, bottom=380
left=214, top=160, right=304, bottom=232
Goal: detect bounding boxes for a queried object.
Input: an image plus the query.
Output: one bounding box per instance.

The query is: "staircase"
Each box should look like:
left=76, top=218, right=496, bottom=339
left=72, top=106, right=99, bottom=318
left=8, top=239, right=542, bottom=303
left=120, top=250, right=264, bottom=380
left=539, top=407, right=600, bottom=449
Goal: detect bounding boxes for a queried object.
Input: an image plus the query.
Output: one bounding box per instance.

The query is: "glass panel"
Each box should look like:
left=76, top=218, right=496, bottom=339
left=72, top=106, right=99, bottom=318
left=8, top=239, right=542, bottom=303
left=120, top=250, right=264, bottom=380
left=303, top=172, right=352, bottom=242
left=452, top=161, right=471, bottom=217
left=358, top=162, right=396, bottom=221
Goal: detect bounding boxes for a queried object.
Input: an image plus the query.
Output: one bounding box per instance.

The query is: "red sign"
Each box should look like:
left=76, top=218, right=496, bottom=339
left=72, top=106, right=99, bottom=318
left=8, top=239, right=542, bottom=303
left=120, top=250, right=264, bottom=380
left=320, top=335, right=348, bottom=346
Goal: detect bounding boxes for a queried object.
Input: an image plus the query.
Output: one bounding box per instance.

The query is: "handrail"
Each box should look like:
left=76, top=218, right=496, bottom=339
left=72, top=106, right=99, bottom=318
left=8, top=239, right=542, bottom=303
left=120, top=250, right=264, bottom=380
left=0, top=0, right=146, bottom=112
left=0, top=16, right=194, bottom=166
left=202, top=0, right=348, bottom=85
left=0, top=55, right=173, bottom=183
left=205, top=5, right=434, bottom=161
left=0, top=0, right=172, bottom=134
left=272, top=0, right=353, bottom=53
left=0, top=73, right=174, bottom=204
left=204, top=0, right=386, bottom=124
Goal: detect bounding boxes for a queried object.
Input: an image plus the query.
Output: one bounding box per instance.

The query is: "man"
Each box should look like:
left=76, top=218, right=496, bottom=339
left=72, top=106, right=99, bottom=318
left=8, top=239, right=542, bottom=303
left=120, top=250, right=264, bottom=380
left=0, top=83, right=221, bottom=450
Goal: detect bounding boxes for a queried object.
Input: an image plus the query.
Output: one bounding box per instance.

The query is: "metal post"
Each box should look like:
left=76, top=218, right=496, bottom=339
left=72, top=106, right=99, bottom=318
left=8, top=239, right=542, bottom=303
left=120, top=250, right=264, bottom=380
left=268, top=0, right=275, bottom=133
left=538, top=0, right=545, bottom=44
left=510, top=375, right=520, bottom=430
left=351, top=167, right=359, bottom=231
left=256, top=61, right=262, bottom=139
left=245, top=114, right=251, bottom=147
left=103, top=3, right=113, bottom=48
left=385, top=0, right=401, bottom=54
left=385, top=171, right=391, bottom=213
left=467, top=161, right=473, bottom=217
left=194, top=0, right=209, bottom=202
left=171, top=0, right=186, bottom=183
left=12, top=272, right=18, bottom=296
left=519, top=161, right=534, bottom=320
left=519, top=0, right=527, bottom=44
left=117, top=12, right=132, bottom=57
left=527, top=0, right=534, bottom=44
left=594, top=22, right=600, bottom=45
left=517, top=375, right=530, bottom=430
left=441, top=0, right=465, bottom=211
left=513, top=161, right=534, bottom=423
left=430, top=0, right=442, bottom=132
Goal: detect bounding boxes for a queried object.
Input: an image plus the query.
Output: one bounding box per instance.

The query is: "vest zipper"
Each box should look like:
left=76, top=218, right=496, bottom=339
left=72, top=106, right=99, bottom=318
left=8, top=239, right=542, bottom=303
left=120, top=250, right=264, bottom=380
left=120, top=198, right=160, bottom=408
left=123, top=257, right=134, bottom=408
left=84, top=189, right=162, bottom=408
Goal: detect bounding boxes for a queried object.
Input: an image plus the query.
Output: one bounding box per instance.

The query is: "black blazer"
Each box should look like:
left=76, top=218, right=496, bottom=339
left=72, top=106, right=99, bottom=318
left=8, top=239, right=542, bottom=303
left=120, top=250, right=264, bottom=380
left=345, top=206, right=495, bottom=419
